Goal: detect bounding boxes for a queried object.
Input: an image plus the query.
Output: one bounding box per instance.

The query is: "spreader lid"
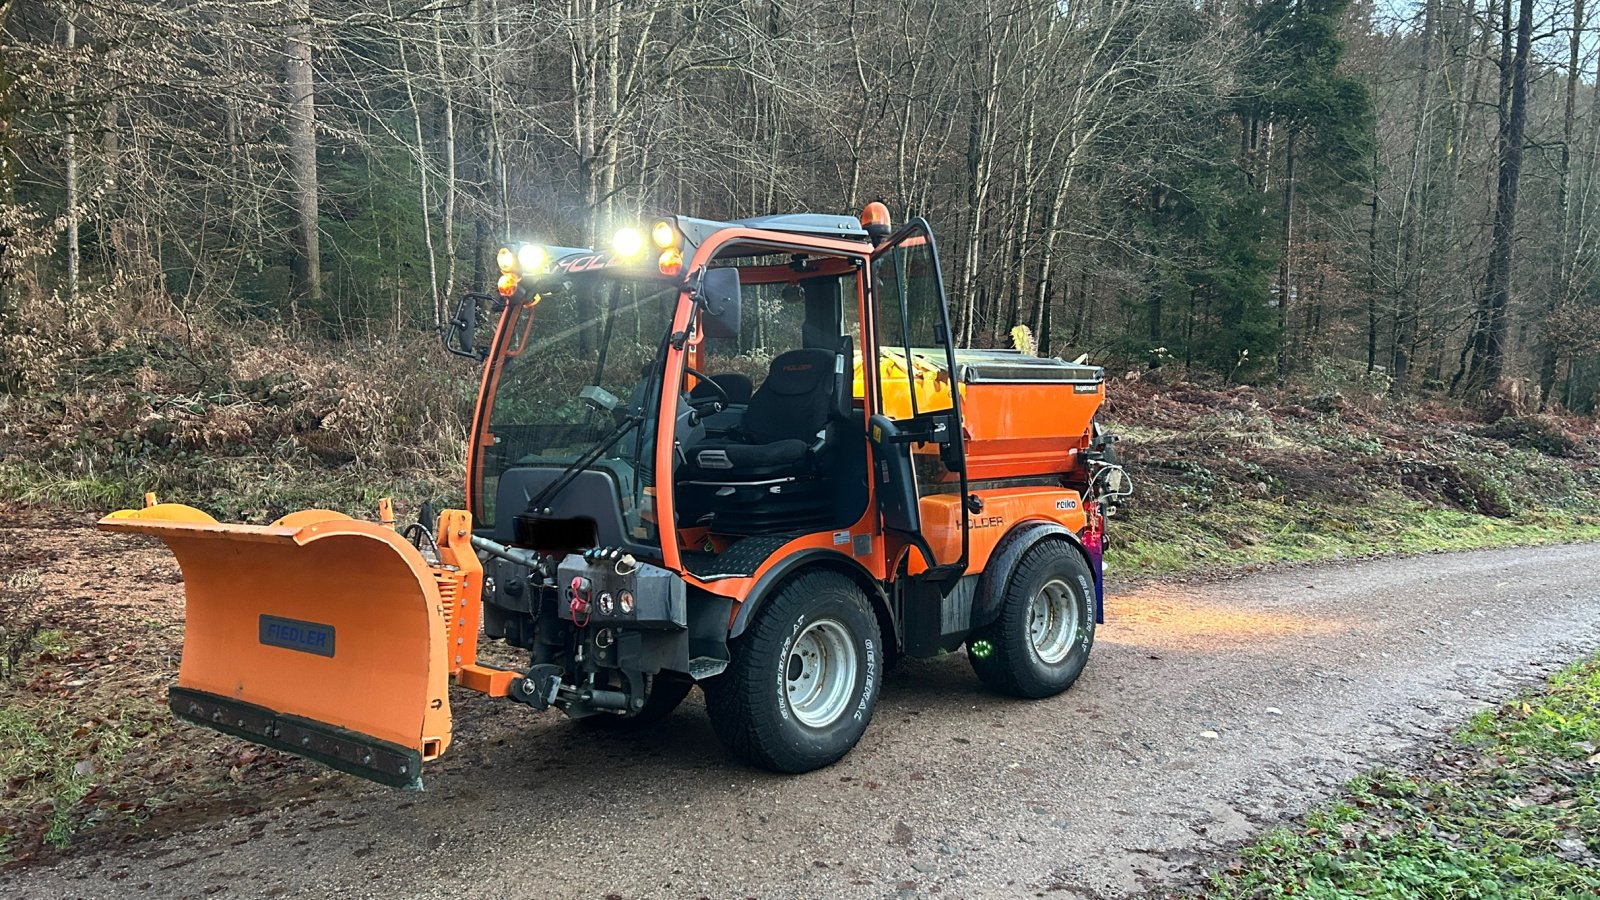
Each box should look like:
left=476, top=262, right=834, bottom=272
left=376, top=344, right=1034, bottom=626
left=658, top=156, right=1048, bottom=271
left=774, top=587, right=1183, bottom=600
left=947, top=349, right=1104, bottom=385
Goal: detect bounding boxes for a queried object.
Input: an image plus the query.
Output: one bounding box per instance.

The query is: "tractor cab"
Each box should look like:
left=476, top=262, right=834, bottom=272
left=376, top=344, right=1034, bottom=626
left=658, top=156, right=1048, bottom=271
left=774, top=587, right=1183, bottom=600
left=454, top=208, right=973, bottom=595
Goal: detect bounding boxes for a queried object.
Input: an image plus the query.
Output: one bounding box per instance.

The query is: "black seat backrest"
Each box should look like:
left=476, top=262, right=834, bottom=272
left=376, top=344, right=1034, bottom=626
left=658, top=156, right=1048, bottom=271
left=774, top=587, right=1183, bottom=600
left=744, top=349, right=837, bottom=444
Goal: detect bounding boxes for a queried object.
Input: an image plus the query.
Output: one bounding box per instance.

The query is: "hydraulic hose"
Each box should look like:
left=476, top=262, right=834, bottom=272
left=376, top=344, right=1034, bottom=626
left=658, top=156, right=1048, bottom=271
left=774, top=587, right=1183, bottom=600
left=470, top=534, right=545, bottom=573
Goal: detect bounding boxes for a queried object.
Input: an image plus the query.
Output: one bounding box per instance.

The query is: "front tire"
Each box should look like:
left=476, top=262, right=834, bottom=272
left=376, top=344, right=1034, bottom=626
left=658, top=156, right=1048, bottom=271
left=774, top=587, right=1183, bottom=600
left=704, top=571, right=881, bottom=773
left=968, top=541, right=1095, bottom=698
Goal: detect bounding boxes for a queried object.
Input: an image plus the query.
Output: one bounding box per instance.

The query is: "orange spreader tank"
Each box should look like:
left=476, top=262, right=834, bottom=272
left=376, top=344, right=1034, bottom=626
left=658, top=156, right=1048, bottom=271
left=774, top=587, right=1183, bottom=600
left=855, top=347, right=1104, bottom=481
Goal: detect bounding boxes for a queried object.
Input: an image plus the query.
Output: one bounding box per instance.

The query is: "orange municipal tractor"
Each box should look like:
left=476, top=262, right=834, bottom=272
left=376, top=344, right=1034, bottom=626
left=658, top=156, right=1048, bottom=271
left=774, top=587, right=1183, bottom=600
left=101, top=207, right=1131, bottom=788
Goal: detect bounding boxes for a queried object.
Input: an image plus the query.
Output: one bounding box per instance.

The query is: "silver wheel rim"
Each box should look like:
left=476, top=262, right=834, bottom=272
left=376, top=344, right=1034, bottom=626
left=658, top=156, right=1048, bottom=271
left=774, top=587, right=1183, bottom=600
left=1028, top=578, right=1079, bottom=665
left=785, top=618, right=858, bottom=728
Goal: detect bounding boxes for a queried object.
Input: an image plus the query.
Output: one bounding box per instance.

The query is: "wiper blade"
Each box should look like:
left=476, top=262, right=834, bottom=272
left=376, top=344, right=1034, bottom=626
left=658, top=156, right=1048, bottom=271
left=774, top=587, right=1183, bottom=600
left=524, top=413, right=644, bottom=515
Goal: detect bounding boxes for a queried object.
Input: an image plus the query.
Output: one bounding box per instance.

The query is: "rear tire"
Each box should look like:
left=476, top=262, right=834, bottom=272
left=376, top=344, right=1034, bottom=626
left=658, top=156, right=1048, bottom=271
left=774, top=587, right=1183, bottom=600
left=704, top=571, right=881, bottom=773
left=968, top=541, right=1095, bottom=698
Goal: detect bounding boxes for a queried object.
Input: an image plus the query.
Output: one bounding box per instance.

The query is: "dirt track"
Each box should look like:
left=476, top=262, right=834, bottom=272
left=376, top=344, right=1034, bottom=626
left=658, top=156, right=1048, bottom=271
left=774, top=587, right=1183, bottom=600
left=4, top=541, right=1599, bottom=899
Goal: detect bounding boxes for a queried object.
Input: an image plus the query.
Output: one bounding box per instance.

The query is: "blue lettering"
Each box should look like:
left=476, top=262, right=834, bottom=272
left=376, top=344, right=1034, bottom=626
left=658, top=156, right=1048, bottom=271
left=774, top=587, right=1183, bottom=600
left=259, top=615, right=336, bottom=657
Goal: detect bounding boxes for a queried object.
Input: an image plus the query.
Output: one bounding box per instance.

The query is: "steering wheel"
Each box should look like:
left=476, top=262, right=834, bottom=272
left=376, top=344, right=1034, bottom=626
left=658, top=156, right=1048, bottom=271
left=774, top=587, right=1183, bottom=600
left=685, top=365, right=729, bottom=411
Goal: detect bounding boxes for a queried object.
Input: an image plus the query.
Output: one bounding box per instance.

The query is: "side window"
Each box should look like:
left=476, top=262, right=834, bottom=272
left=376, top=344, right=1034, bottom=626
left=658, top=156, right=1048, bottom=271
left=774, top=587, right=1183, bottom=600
left=872, top=235, right=954, bottom=419
left=697, top=269, right=857, bottom=393
left=696, top=280, right=804, bottom=393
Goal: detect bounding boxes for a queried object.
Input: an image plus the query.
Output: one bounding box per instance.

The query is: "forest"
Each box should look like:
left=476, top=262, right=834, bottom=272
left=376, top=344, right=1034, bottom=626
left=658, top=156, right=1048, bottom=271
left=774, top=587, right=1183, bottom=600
left=1, top=0, right=1598, bottom=409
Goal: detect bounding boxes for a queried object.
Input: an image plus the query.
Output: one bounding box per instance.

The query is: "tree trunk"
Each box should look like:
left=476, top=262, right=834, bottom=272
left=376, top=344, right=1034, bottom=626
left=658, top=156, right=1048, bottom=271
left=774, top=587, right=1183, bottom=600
left=397, top=30, right=438, bottom=333
left=64, top=11, right=79, bottom=307
left=1366, top=184, right=1379, bottom=374
left=957, top=18, right=1008, bottom=347
left=1538, top=0, right=1586, bottom=406
left=1477, top=0, right=1534, bottom=390
left=1276, top=130, right=1296, bottom=382
left=284, top=0, right=321, bottom=319
left=434, top=7, right=457, bottom=328
left=0, top=1, right=18, bottom=343
left=1392, top=0, right=1438, bottom=391
left=1006, top=103, right=1037, bottom=340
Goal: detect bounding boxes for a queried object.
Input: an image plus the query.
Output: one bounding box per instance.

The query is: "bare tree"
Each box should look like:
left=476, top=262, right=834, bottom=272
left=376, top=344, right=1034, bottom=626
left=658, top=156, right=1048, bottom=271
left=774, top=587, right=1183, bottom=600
left=284, top=0, right=321, bottom=316
left=1473, top=0, right=1534, bottom=391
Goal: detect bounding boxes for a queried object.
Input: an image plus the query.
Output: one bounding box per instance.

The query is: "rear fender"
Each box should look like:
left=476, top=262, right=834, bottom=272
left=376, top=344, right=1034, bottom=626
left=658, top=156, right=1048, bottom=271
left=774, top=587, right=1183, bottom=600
left=727, top=549, right=895, bottom=665
left=970, top=522, right=1101, bottom=631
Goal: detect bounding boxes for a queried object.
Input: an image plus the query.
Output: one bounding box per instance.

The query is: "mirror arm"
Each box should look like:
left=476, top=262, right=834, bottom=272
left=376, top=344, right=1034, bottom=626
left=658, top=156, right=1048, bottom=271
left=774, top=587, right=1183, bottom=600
left=671, top=271, right=709, bottom=350
left=686, top=264, right=708, bottom=299
left=670, top=296, right=700, bottom=351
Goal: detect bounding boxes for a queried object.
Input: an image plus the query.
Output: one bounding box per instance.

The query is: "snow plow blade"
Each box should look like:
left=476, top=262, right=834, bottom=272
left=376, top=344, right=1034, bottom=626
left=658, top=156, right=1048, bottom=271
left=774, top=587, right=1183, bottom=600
left=98, top=503, right=480, bottom=789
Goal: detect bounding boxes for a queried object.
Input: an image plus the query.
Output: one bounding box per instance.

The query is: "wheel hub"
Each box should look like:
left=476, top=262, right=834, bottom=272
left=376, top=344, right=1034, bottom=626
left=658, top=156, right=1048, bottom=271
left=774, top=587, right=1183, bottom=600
left=784, top=618, right=858, bottom=728
left=1028, top=578, right=1079, bottom=665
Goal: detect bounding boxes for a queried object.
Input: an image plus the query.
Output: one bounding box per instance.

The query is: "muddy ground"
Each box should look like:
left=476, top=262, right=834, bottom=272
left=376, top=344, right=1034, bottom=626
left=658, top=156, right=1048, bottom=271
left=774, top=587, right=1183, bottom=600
left=1, top=523, right=1598, bottom=898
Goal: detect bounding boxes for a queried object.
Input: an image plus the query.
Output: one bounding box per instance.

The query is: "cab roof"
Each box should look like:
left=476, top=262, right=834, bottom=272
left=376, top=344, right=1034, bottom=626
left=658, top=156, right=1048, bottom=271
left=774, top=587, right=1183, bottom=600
left=675, top=213, right=869, bottom=246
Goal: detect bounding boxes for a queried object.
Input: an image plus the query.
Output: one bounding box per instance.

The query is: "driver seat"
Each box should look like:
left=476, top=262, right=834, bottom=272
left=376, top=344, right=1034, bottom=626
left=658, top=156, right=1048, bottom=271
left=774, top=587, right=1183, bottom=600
left=690, top=348, right=838, bottom=475
left=678, top=344, right=851, bottom=531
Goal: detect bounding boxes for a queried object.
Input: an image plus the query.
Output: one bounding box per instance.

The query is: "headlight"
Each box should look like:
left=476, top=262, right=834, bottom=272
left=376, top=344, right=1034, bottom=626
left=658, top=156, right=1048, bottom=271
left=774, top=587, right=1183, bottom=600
left=651, top=220, right=677, bottom=249
left=516, top=243, right=547, bottom=274
left=496, top=247, right=517, bottom=274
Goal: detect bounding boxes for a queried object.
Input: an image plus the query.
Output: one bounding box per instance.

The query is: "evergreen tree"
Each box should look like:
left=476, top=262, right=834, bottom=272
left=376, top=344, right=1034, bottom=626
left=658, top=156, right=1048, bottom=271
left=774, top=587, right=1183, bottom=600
left=1237, top=0, right=1375, bottom=379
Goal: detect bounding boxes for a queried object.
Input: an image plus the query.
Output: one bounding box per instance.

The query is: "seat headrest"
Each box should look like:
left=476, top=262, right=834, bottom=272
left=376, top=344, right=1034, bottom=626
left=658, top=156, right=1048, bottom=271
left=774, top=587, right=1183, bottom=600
left=762, top=349, right=834, bottom=397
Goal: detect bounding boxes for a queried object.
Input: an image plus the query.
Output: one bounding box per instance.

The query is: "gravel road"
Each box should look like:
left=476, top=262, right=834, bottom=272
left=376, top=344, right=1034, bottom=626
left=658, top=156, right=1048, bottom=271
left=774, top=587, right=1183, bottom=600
left=6, top=542, right=1598, bottom=899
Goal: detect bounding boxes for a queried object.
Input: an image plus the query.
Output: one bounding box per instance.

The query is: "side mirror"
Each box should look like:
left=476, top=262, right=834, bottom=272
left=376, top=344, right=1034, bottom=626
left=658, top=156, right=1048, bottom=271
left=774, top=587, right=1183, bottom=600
left=698, top=268, right=742, bottom=340
left=444, top=292, right=493, bottom=360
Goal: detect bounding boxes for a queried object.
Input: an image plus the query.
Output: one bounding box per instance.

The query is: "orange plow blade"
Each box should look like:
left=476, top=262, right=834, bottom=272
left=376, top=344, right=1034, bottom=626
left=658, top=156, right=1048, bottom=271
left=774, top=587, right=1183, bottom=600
left=99, top=504, right=475, bottom=788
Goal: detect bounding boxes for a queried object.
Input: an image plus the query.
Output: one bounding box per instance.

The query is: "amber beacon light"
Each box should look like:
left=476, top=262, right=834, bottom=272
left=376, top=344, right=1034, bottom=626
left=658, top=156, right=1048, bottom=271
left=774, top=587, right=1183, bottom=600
left=861, top=202, right=892, bottom=242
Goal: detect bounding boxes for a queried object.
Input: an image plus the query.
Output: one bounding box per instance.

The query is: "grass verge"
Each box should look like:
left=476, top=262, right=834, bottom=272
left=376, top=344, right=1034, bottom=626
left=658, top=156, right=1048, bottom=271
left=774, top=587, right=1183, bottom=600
left=0, top=568, right=169, bottom=861
left=1116, top=494, right=1600, bottom=578
left=1194, top=655, right=1600, bottom=898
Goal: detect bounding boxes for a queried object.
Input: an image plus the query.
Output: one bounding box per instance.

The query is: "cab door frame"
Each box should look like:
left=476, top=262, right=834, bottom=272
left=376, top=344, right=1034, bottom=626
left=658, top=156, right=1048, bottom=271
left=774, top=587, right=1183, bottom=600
left=866, top=218, right=970, bottom=590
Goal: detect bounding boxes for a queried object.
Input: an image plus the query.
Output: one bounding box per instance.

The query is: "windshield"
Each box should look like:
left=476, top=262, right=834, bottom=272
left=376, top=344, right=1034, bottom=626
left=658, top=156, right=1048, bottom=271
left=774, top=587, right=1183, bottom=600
left=473, top=276, right=682, bottom=540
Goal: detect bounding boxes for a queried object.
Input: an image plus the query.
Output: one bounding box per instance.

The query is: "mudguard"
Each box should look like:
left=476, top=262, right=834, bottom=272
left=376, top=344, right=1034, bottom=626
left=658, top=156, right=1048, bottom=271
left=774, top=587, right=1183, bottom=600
left=971, top=522, right=1102, bottom=631
left=98, top=504, right=477, bottom=788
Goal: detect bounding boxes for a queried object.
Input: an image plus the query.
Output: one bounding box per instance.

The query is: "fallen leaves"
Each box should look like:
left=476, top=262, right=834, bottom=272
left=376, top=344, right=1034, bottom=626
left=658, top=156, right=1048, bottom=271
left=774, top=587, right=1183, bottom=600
left=0, top=526, right=334, bottom=867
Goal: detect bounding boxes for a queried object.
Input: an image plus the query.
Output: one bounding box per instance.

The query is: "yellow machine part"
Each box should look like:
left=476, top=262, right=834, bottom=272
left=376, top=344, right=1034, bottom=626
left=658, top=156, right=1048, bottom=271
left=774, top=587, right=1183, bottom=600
left=852, top=349, right=960, bottom=418
left=99, top=503, right=482, bottom=788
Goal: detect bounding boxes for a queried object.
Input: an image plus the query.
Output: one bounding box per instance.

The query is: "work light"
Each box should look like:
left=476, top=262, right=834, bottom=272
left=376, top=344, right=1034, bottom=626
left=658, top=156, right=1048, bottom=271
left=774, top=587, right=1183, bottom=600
left=613, top=227, right=645, bottom=258
left=651, top=220, right=677, bottom=249
left=516, top=243, right=547, bottom=274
